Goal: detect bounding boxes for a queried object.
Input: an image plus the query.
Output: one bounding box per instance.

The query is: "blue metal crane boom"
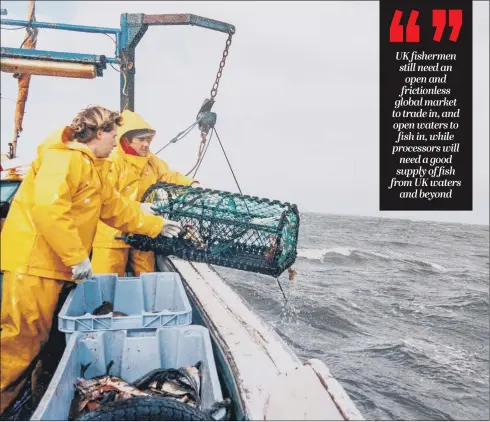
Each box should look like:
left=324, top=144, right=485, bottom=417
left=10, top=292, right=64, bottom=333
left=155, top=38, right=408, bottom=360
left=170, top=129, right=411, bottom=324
left=0, top=12, right=235, bottom=111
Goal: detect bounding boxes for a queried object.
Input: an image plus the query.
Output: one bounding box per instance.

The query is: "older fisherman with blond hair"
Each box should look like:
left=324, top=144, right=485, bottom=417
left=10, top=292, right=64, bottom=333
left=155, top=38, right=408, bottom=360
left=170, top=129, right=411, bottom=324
left=91, top=109, right=199, bottom=276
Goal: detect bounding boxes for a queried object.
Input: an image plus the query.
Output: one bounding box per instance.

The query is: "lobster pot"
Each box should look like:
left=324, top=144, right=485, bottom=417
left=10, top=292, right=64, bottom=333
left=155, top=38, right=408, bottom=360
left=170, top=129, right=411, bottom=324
left=124, top=183, right=300, bottom=277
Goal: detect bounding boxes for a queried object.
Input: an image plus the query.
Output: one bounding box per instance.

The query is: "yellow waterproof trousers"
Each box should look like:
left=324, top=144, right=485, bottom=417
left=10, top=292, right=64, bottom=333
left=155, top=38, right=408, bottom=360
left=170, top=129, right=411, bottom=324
left=0, top=271, right=64, bottom=414
left=91, top=247, right=155, bottom=277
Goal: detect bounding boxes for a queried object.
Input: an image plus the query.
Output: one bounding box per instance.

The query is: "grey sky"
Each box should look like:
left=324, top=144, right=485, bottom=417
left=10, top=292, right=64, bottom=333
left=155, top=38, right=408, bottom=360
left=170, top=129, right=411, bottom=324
left=1, top=1, right=488, bottom=225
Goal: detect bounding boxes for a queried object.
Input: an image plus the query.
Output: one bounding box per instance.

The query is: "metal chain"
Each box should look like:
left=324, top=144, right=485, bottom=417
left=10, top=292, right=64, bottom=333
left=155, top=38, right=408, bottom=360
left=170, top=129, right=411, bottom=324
left=210, top=32, right=233, bottom=100
left=185, top=30, right=233, bottom=174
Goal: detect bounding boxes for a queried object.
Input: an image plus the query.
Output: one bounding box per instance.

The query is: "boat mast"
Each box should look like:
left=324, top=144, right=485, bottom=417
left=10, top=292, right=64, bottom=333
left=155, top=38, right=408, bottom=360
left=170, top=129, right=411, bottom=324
left=10, top=0, right=38, bottom=159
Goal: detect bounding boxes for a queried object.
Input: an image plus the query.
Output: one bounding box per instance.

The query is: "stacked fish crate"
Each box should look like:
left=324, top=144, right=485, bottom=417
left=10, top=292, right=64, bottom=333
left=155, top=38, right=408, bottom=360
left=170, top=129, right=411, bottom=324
left=31, top=272, right=226, bottom=421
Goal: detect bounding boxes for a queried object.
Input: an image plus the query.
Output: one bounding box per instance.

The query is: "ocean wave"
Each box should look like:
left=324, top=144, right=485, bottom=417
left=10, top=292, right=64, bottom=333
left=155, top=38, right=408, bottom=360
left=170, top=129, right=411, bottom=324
left=358, top=338, right=479, bottom=376
left=471, top=253, right=489, bottom=258
left=449, top=231, right=472, bottom=240
left=373, top=239, right=413, bottom=248
left=386, top=240, right=412, bottom=247
left=401, top=338, right=480, bottom=376
left=432, top=294, right=489, bottom=311
left=225, top=213, right=488, bottom=421
left=401, top=258, right=446, bottom=272
left=301, top=302, right=368, bottom=337
left=297, top=247, right=352, bottom=261
left=297, top=247, right=446, bottom=272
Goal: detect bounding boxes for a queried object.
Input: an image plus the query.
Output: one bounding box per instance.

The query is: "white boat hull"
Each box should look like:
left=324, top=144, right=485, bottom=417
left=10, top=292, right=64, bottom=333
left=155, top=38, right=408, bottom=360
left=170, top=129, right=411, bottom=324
left=158, top=256, right=364, bottom=421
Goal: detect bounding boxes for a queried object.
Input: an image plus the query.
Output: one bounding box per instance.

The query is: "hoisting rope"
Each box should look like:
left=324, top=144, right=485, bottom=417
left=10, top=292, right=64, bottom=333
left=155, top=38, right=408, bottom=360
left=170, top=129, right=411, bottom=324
left=8, top=0, right=38, bottom=159
left=213, top=127, right=243, bottom=195
left=153, top=115, right=207, bottom=156
left=188, top=124, right=300, bottom=306
left=119, top=50, right=133, bottom=110
left=191, top=128, right=213, bottom=178
left=153, top=31, right=235, bottom=178
left=276, top=278, right=289, bottom=305
left=102, top=33, right=132, bottom=111
left=107, top=27, right=299, bottom=297
left=188, top=129, right=214, bottom=178
left=184, top=32, right=233, bottom=176
left=150, top=30, right=250, bottom=214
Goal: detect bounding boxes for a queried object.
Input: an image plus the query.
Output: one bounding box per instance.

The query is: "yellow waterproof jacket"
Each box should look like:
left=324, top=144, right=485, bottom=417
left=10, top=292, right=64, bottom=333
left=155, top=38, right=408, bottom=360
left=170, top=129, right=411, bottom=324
left=0, top=127, right=165, bottom=281
left=93, top=110, right=196, bottom=249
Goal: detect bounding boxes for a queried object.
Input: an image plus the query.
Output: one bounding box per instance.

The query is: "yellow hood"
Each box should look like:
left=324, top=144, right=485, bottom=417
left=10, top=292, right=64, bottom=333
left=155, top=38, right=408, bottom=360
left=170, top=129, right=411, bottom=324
left=110, top=110, right=155, bottom=166
left=116, top=110, right=155, bottom=146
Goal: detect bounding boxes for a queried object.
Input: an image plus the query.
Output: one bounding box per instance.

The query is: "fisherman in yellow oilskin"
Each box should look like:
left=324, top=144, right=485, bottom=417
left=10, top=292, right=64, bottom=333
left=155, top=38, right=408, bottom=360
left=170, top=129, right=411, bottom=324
left=91, top=110, right=200, bottom=276
left=0, top=106, right=183, bottom=414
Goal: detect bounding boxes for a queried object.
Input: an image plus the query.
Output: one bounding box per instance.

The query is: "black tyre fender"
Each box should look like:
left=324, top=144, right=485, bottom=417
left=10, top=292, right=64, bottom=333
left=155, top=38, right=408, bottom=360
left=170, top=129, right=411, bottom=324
left=75, top=397, right=209, bottom=421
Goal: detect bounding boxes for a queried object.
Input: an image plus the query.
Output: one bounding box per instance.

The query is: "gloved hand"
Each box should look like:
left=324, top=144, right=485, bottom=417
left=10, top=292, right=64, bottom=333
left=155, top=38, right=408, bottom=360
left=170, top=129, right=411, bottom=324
left=140, top=202, right=157, bottom=215
left=161, top=219, right=182, bottom=238
left=71, top=257, right=92, bottom=281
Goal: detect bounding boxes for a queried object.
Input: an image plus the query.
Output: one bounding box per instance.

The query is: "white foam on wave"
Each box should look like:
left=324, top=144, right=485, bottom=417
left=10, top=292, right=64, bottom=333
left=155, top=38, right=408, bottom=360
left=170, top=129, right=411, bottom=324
left=429, top=262, right=445, bottom=271
left=402, top=258, right=447, bottom=272
left=325, top=247, right=353, bottom=256
left=297, top=246, right=447, bottom=271
left=297, top=247, right=353, bottom=262
left=401, top=337, right=477, bottom=375
left=365, top=250, right=393, bottom=260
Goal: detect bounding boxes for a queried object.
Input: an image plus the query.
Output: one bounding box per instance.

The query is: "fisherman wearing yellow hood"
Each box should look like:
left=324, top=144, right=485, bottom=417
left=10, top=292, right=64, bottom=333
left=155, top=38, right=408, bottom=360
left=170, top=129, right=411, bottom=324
left=0, top=106, right=181, bottom=414
left=91, top=110, right=199, bottom=276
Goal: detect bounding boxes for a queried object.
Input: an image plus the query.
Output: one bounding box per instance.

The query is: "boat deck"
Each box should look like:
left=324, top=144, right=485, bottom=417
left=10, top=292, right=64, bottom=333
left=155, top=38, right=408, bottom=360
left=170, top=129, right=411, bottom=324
left=0, top=252, right=363, bottom=421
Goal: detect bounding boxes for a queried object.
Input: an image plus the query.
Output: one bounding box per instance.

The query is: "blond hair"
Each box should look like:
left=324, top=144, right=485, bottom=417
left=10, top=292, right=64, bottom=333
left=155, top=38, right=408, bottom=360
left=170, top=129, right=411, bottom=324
left=69, top=105, right=123, bottom=143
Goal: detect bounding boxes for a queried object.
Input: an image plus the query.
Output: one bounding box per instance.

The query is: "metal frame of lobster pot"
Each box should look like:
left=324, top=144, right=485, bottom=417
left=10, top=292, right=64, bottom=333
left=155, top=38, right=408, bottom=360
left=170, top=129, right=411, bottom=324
left=121, top=182, right=300, bottom=278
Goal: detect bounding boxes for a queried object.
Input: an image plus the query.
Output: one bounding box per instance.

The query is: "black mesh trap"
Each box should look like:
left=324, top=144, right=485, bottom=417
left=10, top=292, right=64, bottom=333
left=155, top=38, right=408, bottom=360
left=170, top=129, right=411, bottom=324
left=121, top=182, right=300, bottom=277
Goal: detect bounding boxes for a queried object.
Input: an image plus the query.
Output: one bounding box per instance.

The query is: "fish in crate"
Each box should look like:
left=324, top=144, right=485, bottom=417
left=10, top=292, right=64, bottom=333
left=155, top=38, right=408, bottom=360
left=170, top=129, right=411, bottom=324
left=70, top=360, right=230, bottom=420
left=120, top=182, right=300, bottom=277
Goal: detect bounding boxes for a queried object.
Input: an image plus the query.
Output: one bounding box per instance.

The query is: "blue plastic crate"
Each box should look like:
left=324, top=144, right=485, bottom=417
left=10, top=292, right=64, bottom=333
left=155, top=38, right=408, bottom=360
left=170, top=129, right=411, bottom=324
left=31, top=326, right=226, bottom=420
left=58, top=272, right=192, bottom=339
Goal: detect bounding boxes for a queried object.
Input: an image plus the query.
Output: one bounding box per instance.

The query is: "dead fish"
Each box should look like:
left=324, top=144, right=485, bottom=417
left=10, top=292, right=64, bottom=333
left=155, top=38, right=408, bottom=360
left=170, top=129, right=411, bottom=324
left=132, top=361, right=202, bottom=408
left=75, top=375, right=148, bottom=402
left=71, top=361, right=203, bottom=419
left=92, top=301, right=113, bottom=315
left=72, top=360, right=149, bottom=418
left=92, top=301, right=128, bottom=317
